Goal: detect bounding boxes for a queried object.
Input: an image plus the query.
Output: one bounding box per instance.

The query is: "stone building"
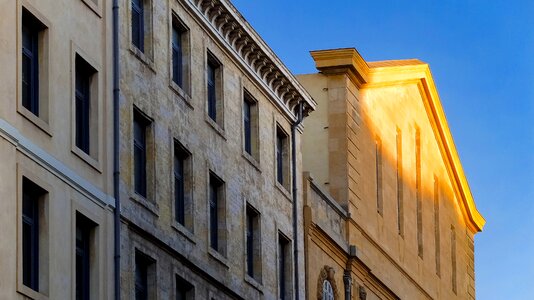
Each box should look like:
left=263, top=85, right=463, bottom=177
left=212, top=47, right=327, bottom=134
left=117, top=0, right=315, bottom=299
left=0, top=0, right=115, bottom=299
left=298, top=48, right=485, bottom=300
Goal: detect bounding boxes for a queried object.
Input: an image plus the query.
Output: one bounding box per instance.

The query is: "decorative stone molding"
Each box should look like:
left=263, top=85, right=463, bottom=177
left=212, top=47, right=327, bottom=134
left=358, top=285, right=367, bottom=300
left=317, top=265, right=340, bottom=300
left=186, top=0, right=316, bottom=121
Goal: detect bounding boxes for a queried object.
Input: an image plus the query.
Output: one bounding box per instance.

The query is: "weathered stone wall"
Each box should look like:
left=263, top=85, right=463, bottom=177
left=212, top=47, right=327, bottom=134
left=118, top=0, right=307, bottom=298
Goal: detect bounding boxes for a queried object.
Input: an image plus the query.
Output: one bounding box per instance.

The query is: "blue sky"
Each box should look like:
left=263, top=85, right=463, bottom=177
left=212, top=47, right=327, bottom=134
left=231, top=1, right=534, bottom=298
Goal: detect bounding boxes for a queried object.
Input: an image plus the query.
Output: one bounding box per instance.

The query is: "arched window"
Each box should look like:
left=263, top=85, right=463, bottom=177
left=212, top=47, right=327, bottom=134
left=323, top=280, right=334, bottom=300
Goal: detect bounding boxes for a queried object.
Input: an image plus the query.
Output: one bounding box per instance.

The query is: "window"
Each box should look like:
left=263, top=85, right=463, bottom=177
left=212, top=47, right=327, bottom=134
left=133, top=109, right=151, bottom=198
left=75, top=54, right=97, bottom=155
left=131, top=0, right=144, bottom=52
left=209, top=172, right=225, bottom=254
left=75, top=213, right=97, bottom=300
left=206, top=53, right=223, bottom=125
left=21, top=177, right=47, bottom=292
left=175, top=275, right=193, bottom=300
left=243, top=91, right=259, bottom=160
left=278, top=233, right=292, bottom=300
left=322, top=280, right=334, bottom=300
left=21, top=8, right=47, bottom=117
left=246, top=205, right=261, bottom=281
left=276, top=126, right=290, bottom=189
left=135, top=251, right=156, bottom=300
left=174, top=141, right=191, bottom=228
left=172, top=17, right=188, bottom=88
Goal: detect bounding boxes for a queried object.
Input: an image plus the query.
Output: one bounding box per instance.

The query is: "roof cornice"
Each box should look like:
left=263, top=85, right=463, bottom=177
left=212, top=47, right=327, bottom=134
left=184, top=0, right=317, bottom=120
left=311, top=48, right=485, bottom=233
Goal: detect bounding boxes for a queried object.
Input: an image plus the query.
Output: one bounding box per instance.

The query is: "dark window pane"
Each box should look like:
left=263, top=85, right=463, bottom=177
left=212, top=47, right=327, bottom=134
left=244, top=100, right=251, bottom=154
left=131, top=0, right=144, bottom=52
left=75, top=217, right=91, bottom=300
left=22, top=179, right=40, bottom=291
left=75, top=57, right=91, bottom=154
left=21, top=15, right=39, bottom=116
left=134, top=114, right=147, bottom=197
left=278, top=237, right=286, bottom=300
left=276, top=133, right=284, bottom=184
left=209, top=175, right=220, bottom=251
left=135, top=254, right=148, bottom=300
left=246, top=210, right=254, bottom=277
left=172, top=26, right=183, bottom=87
left=207, top=61, right=217, bottom=121
left=174, top=154, right=185, bottom=225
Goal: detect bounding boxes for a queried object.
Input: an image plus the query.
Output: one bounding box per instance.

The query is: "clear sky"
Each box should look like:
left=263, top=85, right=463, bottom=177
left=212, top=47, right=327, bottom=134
left=231, top=1, right=534, bottom=298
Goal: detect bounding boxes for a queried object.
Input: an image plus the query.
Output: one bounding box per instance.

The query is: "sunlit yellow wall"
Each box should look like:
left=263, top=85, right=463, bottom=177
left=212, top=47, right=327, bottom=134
left=298, top=50, right=478, bottom=299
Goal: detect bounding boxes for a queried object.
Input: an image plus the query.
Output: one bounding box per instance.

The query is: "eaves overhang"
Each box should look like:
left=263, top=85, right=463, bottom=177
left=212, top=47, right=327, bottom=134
left=183, top=0, right=317, bottom=121
left=311, top=48, right=486, bottom=233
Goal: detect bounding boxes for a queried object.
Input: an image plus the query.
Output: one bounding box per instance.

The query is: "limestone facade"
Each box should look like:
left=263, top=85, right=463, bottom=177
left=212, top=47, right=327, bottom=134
left=298, top=48, right=485, bottom=300
left=0, top=0, right=115, bottom=299
left=117, top=0, right=315, bottom=299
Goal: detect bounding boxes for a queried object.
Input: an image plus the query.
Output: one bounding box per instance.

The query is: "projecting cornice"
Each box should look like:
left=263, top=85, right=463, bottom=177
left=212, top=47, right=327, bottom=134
left=184, top=0, right=316, bottom=121
left=311, top=48, right=486, bottom=233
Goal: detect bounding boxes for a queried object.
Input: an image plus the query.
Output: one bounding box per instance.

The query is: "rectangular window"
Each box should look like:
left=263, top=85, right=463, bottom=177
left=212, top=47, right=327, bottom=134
left=246, top=205, right=261, bottom=281
left=75, top=213, right=97, bottom=300
left=206, top=53, right=222, bottom=125
left=415, top=127, right=423, bottom=258
left=75, top=55, right=96, bottom=155
left=135, top=251, right=156, bottom=300
left=134, top=109, right=150, bottom=198
left=209, top=172, right=225, bottom=254
left=131, top=0, right=144, bottom=52
left=276, top=126, right=290, bottom=189
left=172, top=20, right=185, bottom=88
left=243, top=91, right=259, bottom=159
left=278, top=233, right=292, bottom=300
left=21, top=9, right=46, bottom=117
left=396, top=128, right=404, bottom=236
left=175, top=275, right=194, bottom=300
left=22, top=177, right=47, bottom=292
left=434, top=176, right=441, bottom=277
left=174, top=142, right=191, bottom=227
left=375, top=138, right=383, bottom=215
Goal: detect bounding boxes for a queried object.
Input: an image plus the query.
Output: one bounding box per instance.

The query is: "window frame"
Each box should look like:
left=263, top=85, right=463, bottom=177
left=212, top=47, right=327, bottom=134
left=18, top=4, right=51, bottom=135
left=75, top=212, right=97, bottom=300
left=70, top=44, right=103, bottom=171
left=277, top=232, right=292, bottom=300
left=207, top=171, right=226, bottom=257
left=173, top=140, right=192, bottom=229
left=205, top=51, right=224, bottom=132
left=275, top=124, right=290, bottom=192
left=134, top=250, right=157, bottom=300
left=244, top=204, right=262, bottom=284
left=17, top=171, right=51, bottom=300
left=242, top=90, right=260, bottom=163
left=131, top=0, right=145, bottom=52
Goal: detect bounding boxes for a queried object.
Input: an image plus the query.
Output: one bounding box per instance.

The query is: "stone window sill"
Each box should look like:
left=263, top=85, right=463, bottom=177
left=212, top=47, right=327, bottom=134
left=130, top=193, right=159, bottom=217
left=129, top=46, right=156, bottom=73
left=242, top=151, right=261, bottom=172
left=169, top=81, right=193, bottom=109
left=244, top=274, right=263, bottom=293
left=208, top=247, right=229, bottom=269
left=205, top=116, right=226, bottom=140
left=17, top=108, right=52, bottom=137
left=275, top=181, right=292, bottom=202
left=171, top=221, right=196, bottom=244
